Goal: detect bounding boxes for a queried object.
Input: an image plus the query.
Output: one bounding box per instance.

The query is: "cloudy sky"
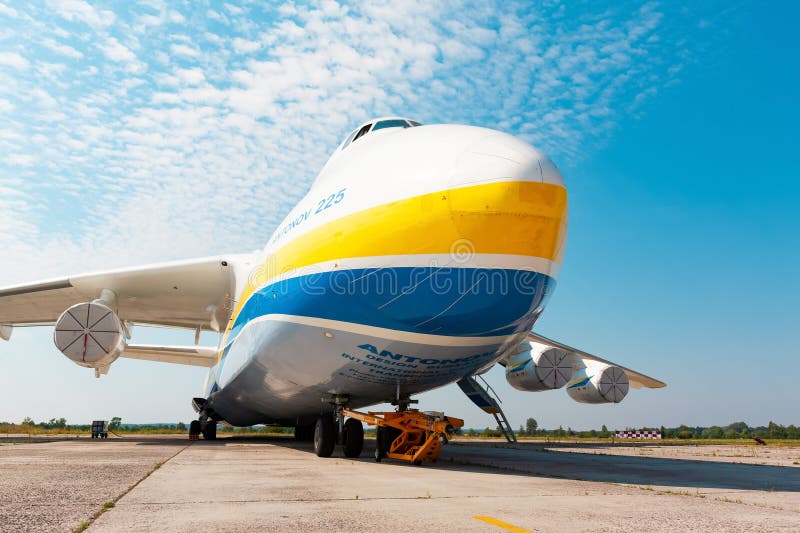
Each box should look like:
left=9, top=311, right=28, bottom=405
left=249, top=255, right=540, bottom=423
left=1, top=1, right=797, bottom=430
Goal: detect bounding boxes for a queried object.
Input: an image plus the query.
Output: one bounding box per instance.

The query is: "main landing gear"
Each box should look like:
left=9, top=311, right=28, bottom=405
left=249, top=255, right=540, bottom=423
left=189, top=420, right=200, bottom=440
left=189, top=397, right=218, bottom=441
left=188, top=417, right=217, bottom=440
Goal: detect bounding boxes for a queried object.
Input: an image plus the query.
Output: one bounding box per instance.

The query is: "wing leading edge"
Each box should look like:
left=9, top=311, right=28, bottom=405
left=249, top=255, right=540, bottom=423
left=527, top=331, right=666, bottom=389
left=0, top=254, right=254, bottom=334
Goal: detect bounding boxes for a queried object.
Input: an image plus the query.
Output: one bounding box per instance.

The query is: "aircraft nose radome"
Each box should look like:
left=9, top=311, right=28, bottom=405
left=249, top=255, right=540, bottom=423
left=451, top=131, right=564, bottom=188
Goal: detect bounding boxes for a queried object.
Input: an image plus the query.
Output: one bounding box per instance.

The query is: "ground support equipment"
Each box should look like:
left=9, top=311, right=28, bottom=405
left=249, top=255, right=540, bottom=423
left=91, top=420, right=109, bottom=439
left=342, top=408, right=463, bottom=465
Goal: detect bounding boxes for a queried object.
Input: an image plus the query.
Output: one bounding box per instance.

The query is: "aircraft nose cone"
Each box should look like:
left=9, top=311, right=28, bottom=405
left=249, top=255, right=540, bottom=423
left=451, top=131, right=564, bottom=188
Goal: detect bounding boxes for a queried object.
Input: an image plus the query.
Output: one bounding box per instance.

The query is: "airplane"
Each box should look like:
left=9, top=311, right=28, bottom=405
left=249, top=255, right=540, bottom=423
left=0, top=117, right=665, bottom=460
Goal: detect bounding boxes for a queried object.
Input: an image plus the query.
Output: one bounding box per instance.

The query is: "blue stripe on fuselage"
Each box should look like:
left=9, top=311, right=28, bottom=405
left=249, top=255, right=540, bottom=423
left=226, top=266, right=554, bottom=343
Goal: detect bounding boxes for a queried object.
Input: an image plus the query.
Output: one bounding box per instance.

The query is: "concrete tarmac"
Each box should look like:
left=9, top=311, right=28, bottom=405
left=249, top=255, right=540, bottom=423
left=1, top=436, right=799, bottom=532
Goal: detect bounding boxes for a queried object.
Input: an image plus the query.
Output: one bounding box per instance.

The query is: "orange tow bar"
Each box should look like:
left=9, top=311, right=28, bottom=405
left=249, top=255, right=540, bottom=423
left=342, top=408, right=463, bottom=465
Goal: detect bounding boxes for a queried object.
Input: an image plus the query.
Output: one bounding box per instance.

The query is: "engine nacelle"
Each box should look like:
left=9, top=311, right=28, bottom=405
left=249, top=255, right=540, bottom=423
left=566, top=360, right=629, bottom=404
left=505, top=341, right=575, bottom=391
left=54, top=302, right=125, bottom=370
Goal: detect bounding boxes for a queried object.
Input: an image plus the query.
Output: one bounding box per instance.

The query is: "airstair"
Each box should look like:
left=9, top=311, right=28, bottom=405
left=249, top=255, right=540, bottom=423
left=457, top=375, right=517, bottom=443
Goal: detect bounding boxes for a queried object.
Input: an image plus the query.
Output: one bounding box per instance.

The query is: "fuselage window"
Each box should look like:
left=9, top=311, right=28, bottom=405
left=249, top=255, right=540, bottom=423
left=351, top=123, right=372, bottom=144
left=372, top=119, right=411, bottom=131
left=407, top=120, right=422, bottom=127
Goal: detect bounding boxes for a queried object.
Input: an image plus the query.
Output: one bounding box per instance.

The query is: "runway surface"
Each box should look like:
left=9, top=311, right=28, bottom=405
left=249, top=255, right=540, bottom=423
left=1, top=435, right=798, bottom=532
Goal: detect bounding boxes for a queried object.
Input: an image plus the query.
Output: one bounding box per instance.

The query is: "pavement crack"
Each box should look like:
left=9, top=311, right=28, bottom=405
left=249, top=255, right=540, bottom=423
left=122, top=494, right=547, bottom=505
left=77, top=442, right=191, bottom=531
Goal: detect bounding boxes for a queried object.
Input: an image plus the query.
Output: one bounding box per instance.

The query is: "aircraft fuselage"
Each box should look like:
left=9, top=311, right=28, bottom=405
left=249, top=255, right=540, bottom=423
left=204, top=119, right=568, bottom=426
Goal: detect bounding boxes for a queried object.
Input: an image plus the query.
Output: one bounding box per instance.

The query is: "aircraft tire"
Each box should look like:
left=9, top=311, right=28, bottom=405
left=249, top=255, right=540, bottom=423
left=314, top=415, right=335, bottom=457
left=201, top=421, right=217, bottom=440
left=189, top=420, right=201, bottom=439
left=342, top=418, right=364, bottom=458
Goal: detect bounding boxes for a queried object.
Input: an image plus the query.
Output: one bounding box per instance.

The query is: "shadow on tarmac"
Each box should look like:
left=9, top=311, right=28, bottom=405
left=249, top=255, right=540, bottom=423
left=181, top=435, right=800, bottom=493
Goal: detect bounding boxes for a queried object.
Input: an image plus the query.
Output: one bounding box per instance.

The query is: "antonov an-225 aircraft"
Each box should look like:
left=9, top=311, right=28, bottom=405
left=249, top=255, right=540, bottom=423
left=0, top=117, right=664, bottom=459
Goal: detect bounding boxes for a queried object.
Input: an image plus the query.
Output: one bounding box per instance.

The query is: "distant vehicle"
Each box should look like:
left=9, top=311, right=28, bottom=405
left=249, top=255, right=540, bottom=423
left=91, top=420, right=108, bottom=439
left=0, top=118, right=665, bottom=459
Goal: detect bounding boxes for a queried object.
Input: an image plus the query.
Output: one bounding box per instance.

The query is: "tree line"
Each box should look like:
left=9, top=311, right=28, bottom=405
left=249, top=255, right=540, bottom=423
left=660, top=421, right=800, bottom=440
left=469, top=419, right=800, bottom=439
left=5, top=417, right=799, bottom=440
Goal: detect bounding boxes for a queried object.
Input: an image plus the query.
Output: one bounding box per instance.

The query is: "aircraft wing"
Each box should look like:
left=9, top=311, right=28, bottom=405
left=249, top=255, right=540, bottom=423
left=0, top=255, right=252, bottom=336
left=121, top=344, right=218, bottom=367
left=527, top=331, right=666, bottom=389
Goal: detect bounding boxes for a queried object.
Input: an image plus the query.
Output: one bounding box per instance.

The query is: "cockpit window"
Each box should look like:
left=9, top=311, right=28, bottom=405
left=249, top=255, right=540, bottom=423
left=341, top=128, right=358, bottom=150
left=341, top=118, right=422, bottom=151
left=372, top=119, right=411, bottom=131
left=351, top=123, right=372, bottom=144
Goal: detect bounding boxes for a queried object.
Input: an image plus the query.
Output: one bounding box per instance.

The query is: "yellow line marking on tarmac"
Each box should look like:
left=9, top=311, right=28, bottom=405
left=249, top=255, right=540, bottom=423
left=473, top=515, right=534, bottom=533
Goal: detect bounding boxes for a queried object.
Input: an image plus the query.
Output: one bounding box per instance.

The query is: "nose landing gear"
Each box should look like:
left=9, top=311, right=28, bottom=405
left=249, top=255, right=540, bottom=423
left=313, top=413, right=336, bottom=457
left=313, top=395, right=366, bottom=458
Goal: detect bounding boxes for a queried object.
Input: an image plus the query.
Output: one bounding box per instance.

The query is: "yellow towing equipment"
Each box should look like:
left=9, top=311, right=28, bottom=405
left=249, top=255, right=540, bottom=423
left=342, top=408, right=463, bottom=465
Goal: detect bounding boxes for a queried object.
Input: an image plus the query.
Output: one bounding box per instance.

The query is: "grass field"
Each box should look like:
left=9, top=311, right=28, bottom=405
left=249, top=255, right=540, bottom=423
left=2, top=423, right=798, bottom=447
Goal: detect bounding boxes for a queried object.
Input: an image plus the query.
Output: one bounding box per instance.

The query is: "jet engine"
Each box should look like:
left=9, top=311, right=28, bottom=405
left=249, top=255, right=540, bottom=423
left=566, top=360, right=629, bottom=404
left=53, top=301, right=126, bottom=370
left=505, top=341, right=575, bottom=391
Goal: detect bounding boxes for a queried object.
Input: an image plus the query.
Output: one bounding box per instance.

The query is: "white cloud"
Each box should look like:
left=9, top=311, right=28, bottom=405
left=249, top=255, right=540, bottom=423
left=47, top=0, right=115, bottom=28
left=170, top=43, right=199, bottom=58
left=35, top=62, right=68, bottom=80
left=99, top=36, right=136, bottom=62
left=138, top=14, right=163, bottom=27
left=0, top=129, right=24, bottom=141
left=223, top=3, right=244, bottom=16
left=5, top=153, right=35, bottom=166
left=0, top=2, right=18, bottom=17
left=41, top=38, right=84, bottom=59
left=206, top=10, right=228, bottom=24
left=175, top=67, right=205, bottom=85
left=0, top=97, right=13, bottom=112
left=232, top=37, right=260, bottom=54
left=0, top=51, right=29, bottom=69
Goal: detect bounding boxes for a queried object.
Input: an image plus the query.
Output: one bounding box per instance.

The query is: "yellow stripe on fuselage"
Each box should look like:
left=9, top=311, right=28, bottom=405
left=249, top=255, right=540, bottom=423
left=221, top=180, right=567, bottom=353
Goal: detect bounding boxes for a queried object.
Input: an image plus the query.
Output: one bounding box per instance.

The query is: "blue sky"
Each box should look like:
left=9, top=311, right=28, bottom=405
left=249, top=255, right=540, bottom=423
left=0, top=1, right=797, bottom=430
